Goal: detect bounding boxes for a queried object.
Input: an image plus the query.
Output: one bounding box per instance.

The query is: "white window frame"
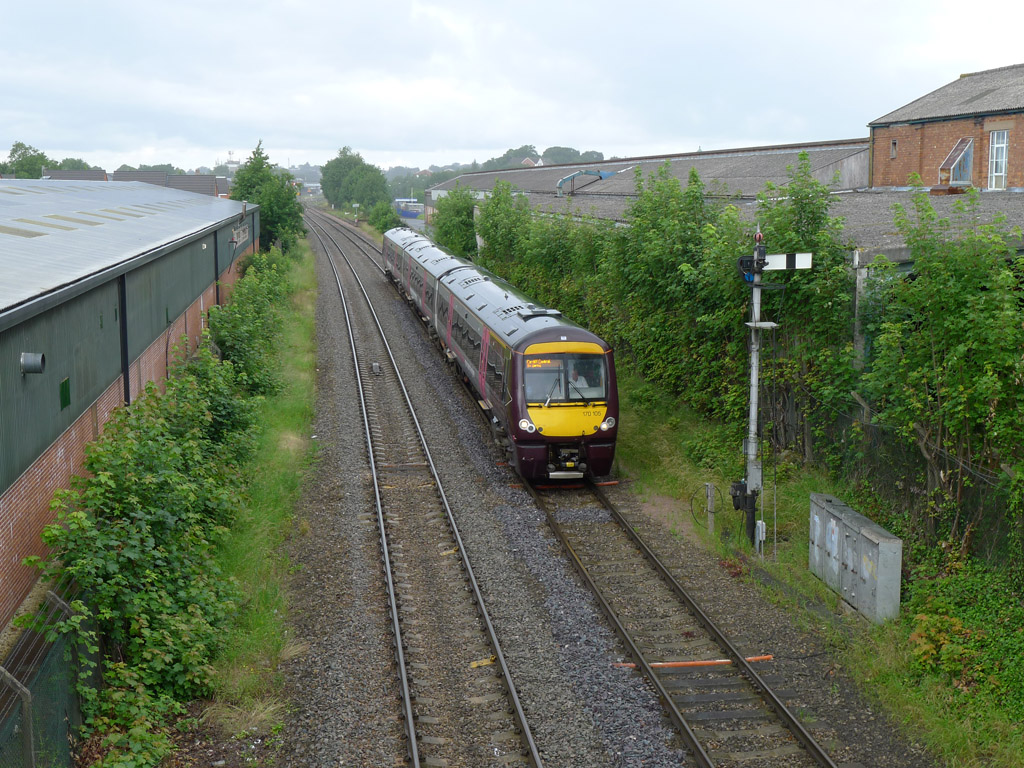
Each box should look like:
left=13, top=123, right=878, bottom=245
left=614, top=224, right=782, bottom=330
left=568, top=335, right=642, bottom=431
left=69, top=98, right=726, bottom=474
left=988, top=130, right=1008, bottom=189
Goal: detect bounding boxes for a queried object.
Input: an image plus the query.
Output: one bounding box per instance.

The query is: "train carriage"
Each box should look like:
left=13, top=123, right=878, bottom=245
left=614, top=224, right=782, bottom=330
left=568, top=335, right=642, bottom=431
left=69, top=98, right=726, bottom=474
left=383, top=228, right=618, bottom=480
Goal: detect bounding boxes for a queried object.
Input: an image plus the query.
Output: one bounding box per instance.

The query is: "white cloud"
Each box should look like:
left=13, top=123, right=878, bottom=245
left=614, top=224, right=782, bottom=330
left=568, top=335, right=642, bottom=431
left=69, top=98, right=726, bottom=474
left=3, top=0, right=1023, bottom=172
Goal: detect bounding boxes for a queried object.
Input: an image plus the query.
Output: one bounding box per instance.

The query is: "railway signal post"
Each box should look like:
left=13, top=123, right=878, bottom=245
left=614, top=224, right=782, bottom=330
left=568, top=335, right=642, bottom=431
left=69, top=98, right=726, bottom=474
left=732, top=232, right=811, bottom=548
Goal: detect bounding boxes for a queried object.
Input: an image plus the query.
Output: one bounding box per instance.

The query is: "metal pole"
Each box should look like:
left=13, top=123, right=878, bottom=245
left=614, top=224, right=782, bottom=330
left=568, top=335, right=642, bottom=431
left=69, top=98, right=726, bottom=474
left=705, top=482, right=715, bottom=535
left=743, top=252, right=764, bottom=546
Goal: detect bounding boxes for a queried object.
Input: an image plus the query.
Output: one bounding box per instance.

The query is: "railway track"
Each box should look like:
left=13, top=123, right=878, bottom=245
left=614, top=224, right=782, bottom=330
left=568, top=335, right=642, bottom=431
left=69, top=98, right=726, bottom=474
left=306, top=215, right=543, bottom=768
left=304, top=206, right=386, bottom=272
left=528, top=480, right=840, bottom=768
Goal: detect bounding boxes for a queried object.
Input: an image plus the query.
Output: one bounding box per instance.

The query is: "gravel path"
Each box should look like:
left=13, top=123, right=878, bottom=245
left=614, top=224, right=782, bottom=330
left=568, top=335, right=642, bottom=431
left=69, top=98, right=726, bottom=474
left=275, top=231, right=944, bottom=768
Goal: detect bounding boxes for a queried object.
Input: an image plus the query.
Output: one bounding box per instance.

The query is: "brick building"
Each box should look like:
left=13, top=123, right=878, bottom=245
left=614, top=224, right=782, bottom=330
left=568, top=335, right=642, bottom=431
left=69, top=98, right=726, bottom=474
left=869, top=63, right=1024, bottom=190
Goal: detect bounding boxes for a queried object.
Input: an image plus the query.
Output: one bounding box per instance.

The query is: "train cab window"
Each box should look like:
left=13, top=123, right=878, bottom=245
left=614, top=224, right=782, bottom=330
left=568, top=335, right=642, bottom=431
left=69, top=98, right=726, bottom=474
left=524, top=353, right=607, bottom=404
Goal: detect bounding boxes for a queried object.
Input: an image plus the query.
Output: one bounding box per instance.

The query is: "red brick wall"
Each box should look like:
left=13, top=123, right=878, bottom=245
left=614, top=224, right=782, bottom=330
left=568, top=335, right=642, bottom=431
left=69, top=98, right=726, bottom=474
left=0, top=252, right=251, bottom=627
left=871, top=115, right=1024, bottom=188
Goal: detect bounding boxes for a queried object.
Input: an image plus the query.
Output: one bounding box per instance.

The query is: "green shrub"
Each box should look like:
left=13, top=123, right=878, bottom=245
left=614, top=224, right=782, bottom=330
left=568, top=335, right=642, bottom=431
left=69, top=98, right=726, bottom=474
left=368, top=200, right=401, bottom=233
left=25, top=250, right=292, bottom=766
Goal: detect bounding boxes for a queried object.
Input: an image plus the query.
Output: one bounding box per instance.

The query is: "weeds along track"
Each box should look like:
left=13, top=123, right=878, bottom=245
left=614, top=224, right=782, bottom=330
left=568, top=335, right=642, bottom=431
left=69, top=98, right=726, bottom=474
left=529, top=480, right=840, bottom=768
left=305, top=216, right=542, bottom=768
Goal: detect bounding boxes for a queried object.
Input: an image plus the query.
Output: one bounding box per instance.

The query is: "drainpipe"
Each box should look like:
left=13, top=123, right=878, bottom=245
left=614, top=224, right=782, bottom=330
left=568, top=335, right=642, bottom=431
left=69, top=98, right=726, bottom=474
left=117, top=274, right=130, bottom=405
left=868, top=128, right=874, bottom=188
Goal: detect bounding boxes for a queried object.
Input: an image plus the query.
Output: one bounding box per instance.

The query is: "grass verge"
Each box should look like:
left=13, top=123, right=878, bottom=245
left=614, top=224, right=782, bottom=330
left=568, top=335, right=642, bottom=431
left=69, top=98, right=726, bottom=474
left=206, top=240, right=317, bottom=735
left=614, top=366, right=1023, bottom=768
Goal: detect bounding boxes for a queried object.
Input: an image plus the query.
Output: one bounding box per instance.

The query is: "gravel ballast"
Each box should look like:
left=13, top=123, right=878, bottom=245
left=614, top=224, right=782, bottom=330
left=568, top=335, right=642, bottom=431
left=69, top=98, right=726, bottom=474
left=276, top=225, right=943, bottom=768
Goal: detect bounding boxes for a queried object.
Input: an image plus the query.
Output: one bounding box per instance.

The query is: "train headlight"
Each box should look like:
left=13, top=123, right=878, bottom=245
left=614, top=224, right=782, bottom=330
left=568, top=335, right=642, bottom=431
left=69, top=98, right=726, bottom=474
left=599, top=416, right=616, bottom=432
left=519, top=418, right=536, bottom=434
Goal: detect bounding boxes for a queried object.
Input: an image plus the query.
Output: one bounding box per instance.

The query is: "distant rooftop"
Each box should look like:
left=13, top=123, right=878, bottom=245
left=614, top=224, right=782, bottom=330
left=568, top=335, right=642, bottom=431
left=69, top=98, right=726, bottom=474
left=430, top=139, right=870, bottom=200
left=870, top=63, right=1024, bottom=126
left=40, top=168, right=109, bottom=181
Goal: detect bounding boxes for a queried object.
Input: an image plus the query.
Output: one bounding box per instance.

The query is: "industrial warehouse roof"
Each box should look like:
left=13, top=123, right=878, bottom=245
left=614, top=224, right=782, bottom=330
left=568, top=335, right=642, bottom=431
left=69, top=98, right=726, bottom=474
left=870, top=63, right=1024, bottom=126
left=430, top=139, right=869, bottom=201
left=0, top=179, right=252, bottom=321
left=433, top=160, right=1024, bottom=261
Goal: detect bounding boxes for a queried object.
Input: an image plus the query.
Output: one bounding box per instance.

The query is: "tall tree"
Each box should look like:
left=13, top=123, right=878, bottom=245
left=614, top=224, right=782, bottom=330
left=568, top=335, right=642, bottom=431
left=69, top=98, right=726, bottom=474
left=481, top=145, right=539, bottom=172
left=6, top=141, right=53, bottom=179
left=57, top=157, right=92, bottom=170
left=431, top=186, right=477, bottom=258
left=321, top=147, right=365, bottom=207
left=541, top=146, right=581, bottom=165
left=231, top=141, right=304, bottom=252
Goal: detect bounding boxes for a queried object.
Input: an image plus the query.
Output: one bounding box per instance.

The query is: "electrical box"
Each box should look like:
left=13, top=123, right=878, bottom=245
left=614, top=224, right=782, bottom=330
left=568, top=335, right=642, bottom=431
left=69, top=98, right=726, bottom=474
left=808, top=493, right=902, bottom=623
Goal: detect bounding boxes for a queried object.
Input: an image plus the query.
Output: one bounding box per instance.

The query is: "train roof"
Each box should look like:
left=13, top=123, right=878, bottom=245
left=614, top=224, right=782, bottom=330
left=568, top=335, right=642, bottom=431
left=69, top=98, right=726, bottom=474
left=385, top=227, right=610, bottom=352
left=386, top=227, right=470, bottom=281
left=441, top=255, right=606, bottom=352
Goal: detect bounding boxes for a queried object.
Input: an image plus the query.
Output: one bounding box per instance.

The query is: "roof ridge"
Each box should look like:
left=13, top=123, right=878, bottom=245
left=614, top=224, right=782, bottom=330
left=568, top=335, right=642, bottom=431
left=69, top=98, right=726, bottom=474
left=958, top=62, right=1024, bottom=79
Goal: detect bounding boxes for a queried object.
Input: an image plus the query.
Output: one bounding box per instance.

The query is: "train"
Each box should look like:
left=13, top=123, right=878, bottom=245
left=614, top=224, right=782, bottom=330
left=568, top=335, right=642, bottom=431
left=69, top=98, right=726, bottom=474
left=382, top=227, right=618, bottom=481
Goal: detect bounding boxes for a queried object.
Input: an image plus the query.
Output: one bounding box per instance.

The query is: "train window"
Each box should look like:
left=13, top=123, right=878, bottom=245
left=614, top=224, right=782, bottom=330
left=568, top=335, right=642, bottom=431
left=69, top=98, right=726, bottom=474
left=523, top=353, right=607, bottom=404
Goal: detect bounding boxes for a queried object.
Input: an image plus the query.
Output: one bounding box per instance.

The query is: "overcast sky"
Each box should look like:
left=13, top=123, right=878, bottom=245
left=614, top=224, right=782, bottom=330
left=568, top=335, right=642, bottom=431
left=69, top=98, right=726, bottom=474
left=4, top=0, right=1023, bottom=173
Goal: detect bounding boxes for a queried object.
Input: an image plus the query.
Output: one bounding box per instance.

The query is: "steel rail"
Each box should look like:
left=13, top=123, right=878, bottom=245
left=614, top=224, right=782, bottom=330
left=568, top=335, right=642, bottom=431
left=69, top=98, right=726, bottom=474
left=307, top=216, right=545, bottom=767
left=524, top=481, right=716, bottom=768
left=304, top=207, right=385, bottom=274
left=588, top=480, right=840, bottom=768
left=306, top=221, right=419, bottom=766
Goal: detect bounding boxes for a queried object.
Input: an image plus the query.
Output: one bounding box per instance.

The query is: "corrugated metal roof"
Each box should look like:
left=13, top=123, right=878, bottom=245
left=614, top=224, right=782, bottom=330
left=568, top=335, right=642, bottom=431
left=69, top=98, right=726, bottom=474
left=40, top=169, right=109, bottom=181
left=430, top=140, right=869, bottom=199
left=166, top=174, right=220, bottom=195
left=0, top=179, right=251, bottom=317
left=431, top=141, right=869, bottom=206
left=110, top=170, right=169, bottom=185
left=870, top=63, right=1024, bottom=126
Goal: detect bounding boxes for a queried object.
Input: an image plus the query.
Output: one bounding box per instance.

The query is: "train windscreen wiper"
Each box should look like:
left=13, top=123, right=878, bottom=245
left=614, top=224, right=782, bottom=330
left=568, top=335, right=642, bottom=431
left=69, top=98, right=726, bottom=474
left=543, top=377, right=560, bottom=407
left=567, top=379, right=590, bottom=406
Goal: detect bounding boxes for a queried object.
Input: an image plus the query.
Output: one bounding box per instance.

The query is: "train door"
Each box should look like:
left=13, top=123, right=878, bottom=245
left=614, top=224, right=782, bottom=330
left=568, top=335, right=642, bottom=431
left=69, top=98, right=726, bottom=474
left=484, top=333, right=509, bottom=423
left=445, top=295, right=454, bottom=349
left=478, top=331, right=489, bottom=394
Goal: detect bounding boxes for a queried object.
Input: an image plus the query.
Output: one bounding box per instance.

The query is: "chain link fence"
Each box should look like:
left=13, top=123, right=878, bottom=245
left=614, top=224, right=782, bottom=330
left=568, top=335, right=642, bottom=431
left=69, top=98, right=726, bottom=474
left=0, top=587, right=84, bottom=768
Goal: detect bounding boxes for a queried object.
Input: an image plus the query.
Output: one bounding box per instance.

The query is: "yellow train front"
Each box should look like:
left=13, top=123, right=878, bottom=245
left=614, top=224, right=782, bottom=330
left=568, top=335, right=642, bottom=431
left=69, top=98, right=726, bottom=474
left=383, top=227, right=618, bottom=481
left=508, top=326, right=618, bottom=480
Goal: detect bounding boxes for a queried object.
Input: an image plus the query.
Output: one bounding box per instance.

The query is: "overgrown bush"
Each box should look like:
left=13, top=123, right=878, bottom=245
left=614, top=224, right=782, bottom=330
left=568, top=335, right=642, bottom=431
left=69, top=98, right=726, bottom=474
left=26, top=251, right=290, bottom=767
left=863, top=188, right=1024, bottom=559
left=209, top=249, right=288, bottom=396
left=368, top=200, right=402, bottom=233
left=905, top=560, right=1024, bottom=720
left=432, top=184, right=478, bottom=257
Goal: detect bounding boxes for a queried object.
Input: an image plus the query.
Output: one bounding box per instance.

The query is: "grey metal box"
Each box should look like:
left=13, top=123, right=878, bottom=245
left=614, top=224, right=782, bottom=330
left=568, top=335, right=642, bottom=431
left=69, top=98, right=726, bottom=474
left=808, top=493, right=902, bottom=623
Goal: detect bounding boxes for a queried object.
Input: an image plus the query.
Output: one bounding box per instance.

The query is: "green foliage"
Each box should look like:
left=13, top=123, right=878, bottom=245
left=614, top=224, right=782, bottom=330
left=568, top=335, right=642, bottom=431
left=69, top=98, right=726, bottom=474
left=4, top=141, right=54, bottom=179
left=431, top=185, right=478, bottom=257
left=598, top=164, right=750, bottom=419
left=540, top=146, right=604, bottom=165
left=480, top=145, right=539, bottom=171
left=863, top=188, right=1024, bottom=554
left=230, top=142, right=305, bottom=252
left=905, top=560, right=1024, bottom=720
left=209, top=250, right=288, bottom=396
left=24, top=252, right=292, bottom=766
left=57, top=157, right=92, bottom=170
left=321, top=146, right=389, bottom=210
left=476, top=180, right=531, bottom=265
left=368, top=200, right=402, bottom=234
left=755, top=153, right=857, bottom=465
